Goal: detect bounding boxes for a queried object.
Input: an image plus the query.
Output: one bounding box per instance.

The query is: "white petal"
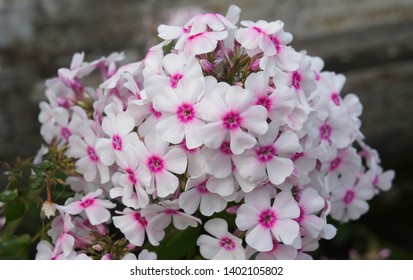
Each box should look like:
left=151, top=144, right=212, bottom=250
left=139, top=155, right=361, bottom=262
left=246, top=225, right=273, bottom=252
left=184, top=119, right=204, bottom=149
left=155, top=171, right=179, bottom=198
left=153, top=91, right=181, bottom=113
left=301, top=215, right=326, bottom=238
left=144, top=133, right=169, bottom=156
left=244, top=71, right=269, bottom=97
left=197, top=94, right=227, bottom=122
left=259, top=33, right=276, bottom=56
left=179, top=189, right=201, bottom=214
left=245, top=187, right=272, bottom=211
left=117, top=112, right=135, bottom=136
left=158, top=24, right=183, bottom=40
left=300, top=188, right=324, bottom=214
left=225, top=86, right=253, bottom=112
left=200, top=194, right=226, bottom=216
left=172, top=213, right=199, bottom=230
left=204, top=218, right=229, bottom=238
left=273, top=192, right=300, bottom=219
left=95, top=138, right=115, bottom=166
left=163, top=147, right=187, bottom=174
left=200, top=122, right=228, bottom=149
left=274, top=131, right=301, bottom=154
left=271, top=220, right=299, bottom=245
left=204, top=150, right=232, bottom=178
left=113, top=214, right=145, bottom=246
left=197, top=235, right=221, bottom=259
left=235, top=204, right=259, bottom=230
left=235, top=154, right=266, bottom=183
left=85, top=206, right=111, bottom=225
left=76, top=157, right=96, bottom=182
left=206, top=176, right=234, bottom=197
left=240, top=106, right=268, bottom=134
left=230, top=129, right=257, bottom=155
left=59, top=201, right=83, bottom=215
left=266, top=157, right=294, bottom=185
left=156, top=116, right=185, bottom=144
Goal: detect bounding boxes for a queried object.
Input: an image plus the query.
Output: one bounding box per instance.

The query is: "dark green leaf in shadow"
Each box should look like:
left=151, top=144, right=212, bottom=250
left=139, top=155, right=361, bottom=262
left=0, top=189, right=19, bottom=202
left=5, top=199, right=26, bottom=224
left=150, top=226, right=201, bottom=260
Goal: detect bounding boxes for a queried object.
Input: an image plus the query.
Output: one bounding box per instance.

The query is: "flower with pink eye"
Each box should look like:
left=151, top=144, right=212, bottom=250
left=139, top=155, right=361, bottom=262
left=96, top=111, right=138, bottom=166
left=236, top=188, right=300, bottom=251
left=58, top=189, right=115, bottom=225
left=152, top=78, right=205, bottom=148
left=198, top=84, right=268, bottom=155
left=132, top=133, right=187, bottom=198
left=197, top=218, right=245, bottom=260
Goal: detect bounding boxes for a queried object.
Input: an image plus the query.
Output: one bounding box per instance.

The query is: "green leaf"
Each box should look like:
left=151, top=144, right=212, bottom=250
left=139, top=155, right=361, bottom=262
left=0, top=189, right=18, bottom=202
left=162, top=41, right=174, bottom=55
left=27, top=175, right=44, bottom=191
left=0, top=234, right=30, bottom=250
left=5, top=199, right=26, bottom=223
left=0, top=234, right=30, bottom=259
left=151, top=226, right=201, bottom=260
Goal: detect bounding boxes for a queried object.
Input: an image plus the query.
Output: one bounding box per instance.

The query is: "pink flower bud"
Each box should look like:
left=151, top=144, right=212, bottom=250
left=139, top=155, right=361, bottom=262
left=199, top=59, right=213, bottom=73
left=96, top=224, right=108, bottom=236
left=249, top=59, right=261, bottom=72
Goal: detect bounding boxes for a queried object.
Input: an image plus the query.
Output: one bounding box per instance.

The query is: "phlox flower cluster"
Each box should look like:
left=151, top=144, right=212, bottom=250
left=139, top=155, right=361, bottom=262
left=35, top=5, right=394, bottom=260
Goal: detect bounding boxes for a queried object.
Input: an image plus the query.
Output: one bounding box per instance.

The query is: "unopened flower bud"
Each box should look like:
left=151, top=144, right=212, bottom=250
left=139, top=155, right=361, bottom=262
left=96, top=224, right=108, bottom=236
left=199, top=59, right=213, bottom=73
left=126, top=243, right=137, bottom=251
left=101, top=253, right=113, bottom=260
left=226, top=205, right=239, bottom=214
left=92, top=244, right=103, bottom=251
left=249, top=59, right=261, bottom=72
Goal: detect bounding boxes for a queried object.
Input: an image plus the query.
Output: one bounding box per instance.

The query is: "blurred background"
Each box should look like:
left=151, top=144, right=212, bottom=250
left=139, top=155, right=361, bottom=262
left=0, top=0, right=412, bottom=259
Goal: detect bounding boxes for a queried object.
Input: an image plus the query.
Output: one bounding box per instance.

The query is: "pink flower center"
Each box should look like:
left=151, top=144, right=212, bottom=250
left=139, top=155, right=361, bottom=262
left=57, top=98, right=69, bottom=108
left=331, top=93, right=341, bottom=106
left=112, top=134, right=123, bottom=151
left=343, top=189, right=355, bottom=205
left=188, top=32, right=203, bottom=41
left=180, top=139, right=197, bottom=154
left=183, top=26, right=191, bottom=33
left=269, top=36, right=281, bottom=52
left=291, top=152, right=304, bottom=162
left=170, top=73, right=183, bottom=89
left=176, top=103, right=195, bottom=123
left=295, top=206, right=305, bottom=224
left=164, top=209, right=179, bottom=215
left=329, top=157, right=341, bottom=171
left=291, top=71, right=302, bottom=90
left=252, top=26, right=262, bottom=33
left=86, top=146, right=99, bottom=162
left=80, top=198, right=95, bottom=208
left=319, top=124, right=332, bottom=140
left=60, top=127, right=72, bottom=140
left=259, top=209, right=277, bottom=228
left=147, top=155, right=164, bottom=173
left=372, top=175, right=379, bottom=186
left=222, top=111, right=242, bottom=130
left=134, top=212, right=148, bottom=227
left=219, top=237, right=236, bottom=251
left=314, top=71, right=321, bottom=81
left=256, top=96, right=272, bottom=110
left=150, top=104, right=163, bottom=119
left=256, top=145, right=276, bottom=163
left=196, top=179, right=209, bottom=194
left=126, top=168, right=137, bottom=185
left=219, top=141, right=232, bottom=155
